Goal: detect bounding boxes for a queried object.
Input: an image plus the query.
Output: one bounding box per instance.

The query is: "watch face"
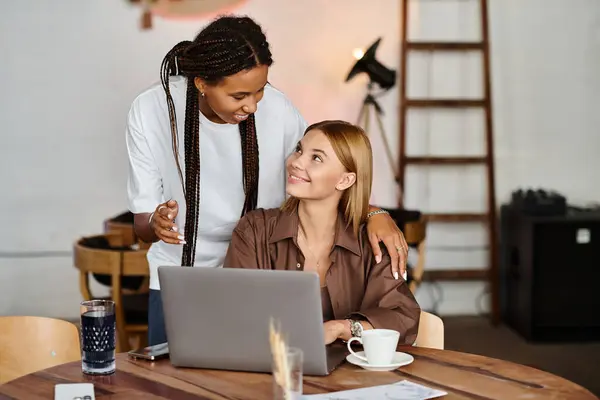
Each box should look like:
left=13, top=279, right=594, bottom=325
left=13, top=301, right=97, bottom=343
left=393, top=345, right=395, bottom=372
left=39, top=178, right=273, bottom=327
left=351, top=321, right=363, bottom=337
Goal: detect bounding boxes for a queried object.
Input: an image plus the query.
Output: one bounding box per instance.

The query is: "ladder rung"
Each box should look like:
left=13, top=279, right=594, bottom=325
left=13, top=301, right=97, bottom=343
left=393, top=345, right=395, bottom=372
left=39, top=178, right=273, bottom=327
left=425, top=213, right=488, bottom=222
left=405, top=156, right=487, bottom=165
left=406, top=99, right=485, bottom=108
left=421, top=269, right=487, bottom=282
left=407, top=41, right=484, bottom=51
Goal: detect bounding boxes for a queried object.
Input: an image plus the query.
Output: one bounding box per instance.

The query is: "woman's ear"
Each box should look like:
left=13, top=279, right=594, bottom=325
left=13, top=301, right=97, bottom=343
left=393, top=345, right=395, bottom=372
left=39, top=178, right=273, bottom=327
left=336, top=172, right=357, bottom=191
left=194, top=77, right=206, bottom=95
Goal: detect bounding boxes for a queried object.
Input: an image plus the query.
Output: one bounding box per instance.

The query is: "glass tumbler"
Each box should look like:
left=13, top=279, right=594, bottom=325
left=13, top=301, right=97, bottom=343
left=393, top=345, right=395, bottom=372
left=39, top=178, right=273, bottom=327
left=80, top=300, right=116, bottom=375
left=272, top=347, right=303, bottom=400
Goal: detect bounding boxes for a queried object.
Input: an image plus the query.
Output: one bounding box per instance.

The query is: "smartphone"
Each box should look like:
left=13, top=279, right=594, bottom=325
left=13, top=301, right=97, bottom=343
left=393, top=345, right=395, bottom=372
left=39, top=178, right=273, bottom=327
left=128, top=342, right=169, bottom=361
left=54, top=383, right=95, bottom=400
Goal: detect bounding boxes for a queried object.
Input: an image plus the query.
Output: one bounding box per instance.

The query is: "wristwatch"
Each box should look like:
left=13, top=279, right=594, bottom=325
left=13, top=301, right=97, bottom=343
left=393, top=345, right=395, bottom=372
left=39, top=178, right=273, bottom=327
left=348, top=319, right=364, bottom=338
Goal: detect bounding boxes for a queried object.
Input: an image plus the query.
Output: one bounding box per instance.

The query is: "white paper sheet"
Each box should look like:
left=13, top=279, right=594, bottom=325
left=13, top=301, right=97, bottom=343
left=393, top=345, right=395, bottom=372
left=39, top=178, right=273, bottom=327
left=302, top=380, right=447, bottom=400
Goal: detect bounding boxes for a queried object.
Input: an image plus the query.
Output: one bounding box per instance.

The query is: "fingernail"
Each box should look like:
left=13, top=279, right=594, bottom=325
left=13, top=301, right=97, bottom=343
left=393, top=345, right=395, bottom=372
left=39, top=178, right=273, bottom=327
left=376, top=254, right=382, bottom=264
left=172, top=226, right=178, bottom=232
left=168, top=214, right=173, bottom=219
left=393, top=272, right=399, bottom=280
left=178, top=235, right=185, bottom=240
left=179, top=240, right=186, bottom=245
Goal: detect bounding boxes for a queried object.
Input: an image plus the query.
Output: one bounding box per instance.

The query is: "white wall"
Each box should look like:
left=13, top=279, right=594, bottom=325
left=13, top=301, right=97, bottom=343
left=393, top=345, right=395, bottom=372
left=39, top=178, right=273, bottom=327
left=0, top=0, right=598, bottom=320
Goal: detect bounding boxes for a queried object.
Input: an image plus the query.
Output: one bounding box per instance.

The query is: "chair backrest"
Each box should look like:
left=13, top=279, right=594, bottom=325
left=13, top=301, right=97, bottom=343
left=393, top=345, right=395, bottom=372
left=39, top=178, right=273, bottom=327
left=0, top=316, right=81, bottom=384
left=74, top=234, right=150, bottom=277
left=404, top=218, right=427, bottom=294
left=415, top=311, right=444, bottom=350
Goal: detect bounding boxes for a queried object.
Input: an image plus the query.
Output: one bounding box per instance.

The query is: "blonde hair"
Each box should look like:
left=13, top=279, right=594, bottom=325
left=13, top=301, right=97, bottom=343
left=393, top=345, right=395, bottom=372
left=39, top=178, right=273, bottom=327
left=281, top=120, right=373, bottom=235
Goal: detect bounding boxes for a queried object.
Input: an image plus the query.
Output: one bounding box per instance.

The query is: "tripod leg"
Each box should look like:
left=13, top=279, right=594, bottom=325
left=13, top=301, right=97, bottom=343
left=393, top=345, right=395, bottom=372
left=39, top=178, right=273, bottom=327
left=374, top=111, right=403, bottom=198
left=374, top=111, right=398, bottom=178
left=356, top=104, right=367, bottom=127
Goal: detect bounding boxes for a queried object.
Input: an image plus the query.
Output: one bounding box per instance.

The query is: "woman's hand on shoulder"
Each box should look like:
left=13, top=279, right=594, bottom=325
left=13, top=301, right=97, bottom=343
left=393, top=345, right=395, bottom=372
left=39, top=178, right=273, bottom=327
left=150, top=200, right=185, bottom=245
left=366, top=210, right=408, bottom=280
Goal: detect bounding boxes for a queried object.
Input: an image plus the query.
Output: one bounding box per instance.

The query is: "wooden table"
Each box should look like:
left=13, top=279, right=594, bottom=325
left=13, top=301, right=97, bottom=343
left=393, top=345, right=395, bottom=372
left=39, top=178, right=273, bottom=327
left=0, top=347, right=596, bottom=399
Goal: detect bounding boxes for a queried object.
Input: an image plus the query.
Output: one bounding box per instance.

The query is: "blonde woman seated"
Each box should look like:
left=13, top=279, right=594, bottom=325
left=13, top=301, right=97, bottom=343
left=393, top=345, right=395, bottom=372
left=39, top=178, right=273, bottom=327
left=223, top=120, right=421, bottom=345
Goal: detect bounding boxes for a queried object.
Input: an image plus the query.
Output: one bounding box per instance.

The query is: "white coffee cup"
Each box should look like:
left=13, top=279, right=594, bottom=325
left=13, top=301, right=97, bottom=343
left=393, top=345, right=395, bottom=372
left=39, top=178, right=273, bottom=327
left=346, top=329, right=400, bottom=365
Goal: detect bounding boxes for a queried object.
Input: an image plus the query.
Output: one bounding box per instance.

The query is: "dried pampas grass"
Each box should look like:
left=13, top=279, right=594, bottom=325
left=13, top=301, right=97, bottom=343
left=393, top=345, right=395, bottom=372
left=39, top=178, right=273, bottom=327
left=270, top=318, right=293, bottom=399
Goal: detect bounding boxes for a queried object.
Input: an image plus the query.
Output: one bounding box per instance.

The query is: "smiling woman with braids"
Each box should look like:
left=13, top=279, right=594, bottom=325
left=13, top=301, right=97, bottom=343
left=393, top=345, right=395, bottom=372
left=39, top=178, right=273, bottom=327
left=126, top=15, right=410, bottom=346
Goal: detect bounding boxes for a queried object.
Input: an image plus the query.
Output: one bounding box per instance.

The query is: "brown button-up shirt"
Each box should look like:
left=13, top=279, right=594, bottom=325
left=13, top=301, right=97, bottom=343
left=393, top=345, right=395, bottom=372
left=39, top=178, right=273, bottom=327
left=223, top=208, right=421, bottom=345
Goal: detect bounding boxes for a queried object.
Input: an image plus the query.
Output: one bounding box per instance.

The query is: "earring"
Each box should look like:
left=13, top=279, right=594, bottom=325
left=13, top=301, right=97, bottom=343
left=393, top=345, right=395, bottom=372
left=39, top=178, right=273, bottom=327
left=200, top=92, right=205, bottom=97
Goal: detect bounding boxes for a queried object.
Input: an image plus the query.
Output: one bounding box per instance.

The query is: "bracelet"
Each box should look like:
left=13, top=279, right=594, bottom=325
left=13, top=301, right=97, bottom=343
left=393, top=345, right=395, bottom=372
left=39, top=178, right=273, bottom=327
left=367, top=209, right=389, bottom=219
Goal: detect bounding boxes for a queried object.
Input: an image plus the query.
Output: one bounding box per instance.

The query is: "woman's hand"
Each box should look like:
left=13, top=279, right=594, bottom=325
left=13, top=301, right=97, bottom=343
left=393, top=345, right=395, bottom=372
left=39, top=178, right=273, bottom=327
left=323, top=320, right=375, bottom=344
left=366, top=211, right=408, bottom=280
left=323, top=320, right=346, bottom=345
left=150, top=200, right=185, bottom=245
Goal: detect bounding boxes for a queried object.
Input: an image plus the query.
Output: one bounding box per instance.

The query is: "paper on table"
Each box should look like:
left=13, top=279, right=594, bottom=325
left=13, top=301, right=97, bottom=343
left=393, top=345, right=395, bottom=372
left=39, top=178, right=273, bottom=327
left=302, top=380, right=447, bottom=400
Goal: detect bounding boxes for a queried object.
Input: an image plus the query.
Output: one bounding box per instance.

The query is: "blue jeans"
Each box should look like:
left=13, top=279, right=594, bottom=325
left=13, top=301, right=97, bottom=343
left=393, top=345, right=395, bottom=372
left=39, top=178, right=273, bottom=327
left=148, top=289, right=168, bottom=346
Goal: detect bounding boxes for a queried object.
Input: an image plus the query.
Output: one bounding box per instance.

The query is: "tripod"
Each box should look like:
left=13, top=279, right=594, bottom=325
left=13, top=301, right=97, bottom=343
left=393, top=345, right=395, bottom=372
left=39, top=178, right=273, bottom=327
left=356, top=86, right=403, bottom=199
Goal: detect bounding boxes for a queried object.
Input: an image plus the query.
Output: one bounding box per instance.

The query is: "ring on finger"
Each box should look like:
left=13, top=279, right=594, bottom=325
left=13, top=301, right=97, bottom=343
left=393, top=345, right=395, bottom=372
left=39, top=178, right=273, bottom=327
left=396, top=245, right=407, bottom=253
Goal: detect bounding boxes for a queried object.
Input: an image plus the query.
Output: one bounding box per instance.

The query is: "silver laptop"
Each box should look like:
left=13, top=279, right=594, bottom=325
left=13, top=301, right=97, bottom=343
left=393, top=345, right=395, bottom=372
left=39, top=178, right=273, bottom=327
left=158, top=266, right=348, bottom=376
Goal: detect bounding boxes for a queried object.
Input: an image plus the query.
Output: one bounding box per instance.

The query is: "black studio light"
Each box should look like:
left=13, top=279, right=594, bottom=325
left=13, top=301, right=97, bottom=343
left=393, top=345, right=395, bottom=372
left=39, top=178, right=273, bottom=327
left=349, top=37, right=400, bottom=189
left=345, top=37, right=396, bottom=91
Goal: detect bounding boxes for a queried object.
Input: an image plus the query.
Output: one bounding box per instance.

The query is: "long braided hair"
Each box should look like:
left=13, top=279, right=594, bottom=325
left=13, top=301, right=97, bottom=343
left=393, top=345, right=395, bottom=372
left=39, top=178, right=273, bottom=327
left=159, top=16, right=273, bottom=266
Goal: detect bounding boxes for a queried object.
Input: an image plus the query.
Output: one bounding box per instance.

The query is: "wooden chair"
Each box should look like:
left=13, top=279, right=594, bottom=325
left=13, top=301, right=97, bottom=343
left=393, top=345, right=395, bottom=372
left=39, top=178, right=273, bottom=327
left=0, top=316, right=80, bottom=384
left=415, top=311, right=444, bottom=350
left=74, top=232, right=149, bottom=352
left=104, top=211, right=151, bottom=252
left=403, top=217, right=427, bottom=294
left=104, top=211, right=137, bottom=246
left=102, top=211, right=151, bottom=294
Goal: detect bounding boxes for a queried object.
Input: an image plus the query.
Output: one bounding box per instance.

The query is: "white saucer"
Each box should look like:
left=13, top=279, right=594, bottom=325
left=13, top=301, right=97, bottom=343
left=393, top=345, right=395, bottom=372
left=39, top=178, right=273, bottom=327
left=346, top=351, right=414, bottom=372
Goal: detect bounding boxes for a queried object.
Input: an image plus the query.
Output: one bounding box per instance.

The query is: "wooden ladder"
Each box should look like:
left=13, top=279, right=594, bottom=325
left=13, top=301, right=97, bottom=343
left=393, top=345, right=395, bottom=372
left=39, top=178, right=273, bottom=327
left=398, top=0, right=499, bottom=323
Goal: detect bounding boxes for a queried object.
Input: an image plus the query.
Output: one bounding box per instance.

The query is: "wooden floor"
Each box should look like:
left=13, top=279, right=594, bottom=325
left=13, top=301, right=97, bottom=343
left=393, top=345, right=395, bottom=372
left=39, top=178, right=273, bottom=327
left=444, top=316, right=600, bottom=397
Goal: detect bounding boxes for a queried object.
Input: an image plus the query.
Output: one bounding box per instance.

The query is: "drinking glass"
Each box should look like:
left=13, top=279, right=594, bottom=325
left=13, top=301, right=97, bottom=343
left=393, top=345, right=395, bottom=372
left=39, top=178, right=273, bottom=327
left=80, top=300, right=116, bottom=375
left=272, top=347, right=303, bottom=400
